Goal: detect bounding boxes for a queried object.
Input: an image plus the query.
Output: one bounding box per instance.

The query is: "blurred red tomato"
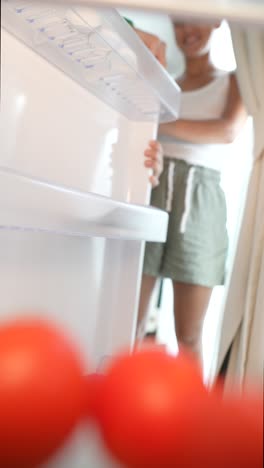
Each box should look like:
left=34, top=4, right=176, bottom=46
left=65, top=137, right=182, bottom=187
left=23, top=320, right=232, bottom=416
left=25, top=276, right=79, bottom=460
left=97, top=348, right=206, bottom=468
left=190, top=395, right=262, bottom=468
left=209, top=377, right=225, bottom=398
left=0, top=317, right=85, bottom=468
left=210, top=379, right=263, bottom=437
left=84, top=373, right=105, bottom=421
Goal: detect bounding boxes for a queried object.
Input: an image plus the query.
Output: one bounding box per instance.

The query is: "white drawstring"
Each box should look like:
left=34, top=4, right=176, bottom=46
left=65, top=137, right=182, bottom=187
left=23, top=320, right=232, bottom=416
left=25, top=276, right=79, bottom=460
left=179, top=167, right=196, bottom=234
left=166, top=162, right=176, bottom=212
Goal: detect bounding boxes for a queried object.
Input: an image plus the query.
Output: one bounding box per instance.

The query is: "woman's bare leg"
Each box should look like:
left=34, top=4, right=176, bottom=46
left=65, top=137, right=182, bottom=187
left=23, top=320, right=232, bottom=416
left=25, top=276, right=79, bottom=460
left=136, top=275, right=157, bottom=342
left=172, top=282, right=213, bottom=363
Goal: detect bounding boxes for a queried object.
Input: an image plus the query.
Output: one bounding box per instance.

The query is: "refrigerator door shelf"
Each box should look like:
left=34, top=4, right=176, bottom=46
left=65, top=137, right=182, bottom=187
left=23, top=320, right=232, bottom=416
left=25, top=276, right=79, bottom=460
left=2, top=0, right=181, bottom=123
left=0, top=167, right=169, bottom=242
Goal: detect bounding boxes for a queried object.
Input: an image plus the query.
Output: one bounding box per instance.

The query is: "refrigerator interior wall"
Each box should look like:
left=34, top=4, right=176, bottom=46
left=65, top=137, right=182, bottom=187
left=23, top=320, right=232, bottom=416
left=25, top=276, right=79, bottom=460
left=1, top=28, right=160, bottom=203
left=1, top=28, right=118, bottom=197
left=0, top=229, right=144, bottom=369
left=0, top=20, right=162, bottom=366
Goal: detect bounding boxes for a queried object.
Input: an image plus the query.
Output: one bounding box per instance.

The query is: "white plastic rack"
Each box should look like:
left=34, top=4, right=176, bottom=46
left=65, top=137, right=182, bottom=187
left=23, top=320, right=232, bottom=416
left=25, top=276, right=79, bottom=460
left=2, top=0, right=181, bottom=122
left=0, top=167, right=169, bottom=241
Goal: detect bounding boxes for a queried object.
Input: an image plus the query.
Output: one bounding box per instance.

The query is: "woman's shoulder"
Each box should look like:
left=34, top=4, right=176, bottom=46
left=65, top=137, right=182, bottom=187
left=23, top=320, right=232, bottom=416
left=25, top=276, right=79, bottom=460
left=212, top=68, right=232, bottom=79
left=214, top=70, right=238, bottom=91
left=213, top=70, right=233, bottom=88
left=212, top=69, right=236, bottom=86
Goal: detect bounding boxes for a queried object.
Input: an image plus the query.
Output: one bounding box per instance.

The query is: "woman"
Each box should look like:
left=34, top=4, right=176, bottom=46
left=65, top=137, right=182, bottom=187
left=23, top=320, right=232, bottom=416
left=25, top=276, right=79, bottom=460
left=137, top=21, right=247, bottom=363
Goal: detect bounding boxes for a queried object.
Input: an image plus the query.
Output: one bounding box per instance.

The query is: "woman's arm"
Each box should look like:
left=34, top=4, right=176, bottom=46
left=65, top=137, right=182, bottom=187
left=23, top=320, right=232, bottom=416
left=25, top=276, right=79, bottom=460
left=124, top=17, right=167, bottom=66
left=159, top=74, right=248, bottom=144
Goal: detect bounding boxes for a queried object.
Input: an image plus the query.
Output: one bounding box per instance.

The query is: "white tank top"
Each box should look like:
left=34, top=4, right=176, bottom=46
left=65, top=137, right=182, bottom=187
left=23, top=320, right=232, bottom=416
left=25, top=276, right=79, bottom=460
left=159, top=73, right=231, bottom=171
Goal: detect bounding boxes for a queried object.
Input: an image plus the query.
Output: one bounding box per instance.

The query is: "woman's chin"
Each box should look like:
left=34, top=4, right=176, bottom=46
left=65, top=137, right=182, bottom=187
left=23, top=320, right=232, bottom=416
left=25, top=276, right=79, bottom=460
left=182, top=46, right=208, bottom=58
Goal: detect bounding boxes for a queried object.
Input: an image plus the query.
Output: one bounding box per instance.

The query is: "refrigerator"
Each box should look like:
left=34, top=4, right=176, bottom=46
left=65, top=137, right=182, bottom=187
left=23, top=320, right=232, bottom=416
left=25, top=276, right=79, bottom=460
left=1, top=1, right=180, bottom=466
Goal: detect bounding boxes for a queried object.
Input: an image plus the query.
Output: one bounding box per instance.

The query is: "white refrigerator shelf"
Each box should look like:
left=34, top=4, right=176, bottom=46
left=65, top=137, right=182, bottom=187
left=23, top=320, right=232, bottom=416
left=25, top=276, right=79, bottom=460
left=49, top=0, right=264, bottom=27
left=0, top=167, right=169, bottom=242
left=2, top=0, right=181, bottom=122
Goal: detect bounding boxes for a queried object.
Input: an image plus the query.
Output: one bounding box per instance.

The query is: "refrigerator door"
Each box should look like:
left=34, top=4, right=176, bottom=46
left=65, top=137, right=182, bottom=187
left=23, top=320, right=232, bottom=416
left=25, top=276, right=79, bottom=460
left=0, top=4, right=172, bottom=467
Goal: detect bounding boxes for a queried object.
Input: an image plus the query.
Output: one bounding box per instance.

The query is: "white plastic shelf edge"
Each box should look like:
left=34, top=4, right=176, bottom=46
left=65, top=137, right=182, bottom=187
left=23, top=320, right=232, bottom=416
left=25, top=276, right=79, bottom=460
left=2, top=0, right=181, bottom=122
left=0, top=167, right=169, bottom=242
left=45, top=0, right=264, bottom=27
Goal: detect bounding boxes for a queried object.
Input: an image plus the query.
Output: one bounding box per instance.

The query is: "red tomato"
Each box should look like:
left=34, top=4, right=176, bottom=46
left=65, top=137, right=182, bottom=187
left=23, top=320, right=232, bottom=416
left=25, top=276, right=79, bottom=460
left=0, top=317, right=85, bottom=468
left=210, top=379, right=263, bottom=432
left=97, top=348, right=206, bottom=468
left=84, top=373, right=106, bottom=421
left=209, top=376, right=225, bottom=398
left=182, top=394, right=263, bottom=468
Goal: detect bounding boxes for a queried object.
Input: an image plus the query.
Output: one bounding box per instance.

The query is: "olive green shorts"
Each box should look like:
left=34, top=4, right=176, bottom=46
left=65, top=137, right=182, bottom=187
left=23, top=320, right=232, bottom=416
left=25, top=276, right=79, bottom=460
left=143, top=158, right=228, bottom=287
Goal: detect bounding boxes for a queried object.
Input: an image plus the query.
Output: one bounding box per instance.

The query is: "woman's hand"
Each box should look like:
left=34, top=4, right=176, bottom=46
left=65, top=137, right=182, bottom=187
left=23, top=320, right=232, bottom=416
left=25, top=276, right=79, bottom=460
left=134, top=29, right=167, bottom=67
left=144, top=140, right=164, bottom=187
